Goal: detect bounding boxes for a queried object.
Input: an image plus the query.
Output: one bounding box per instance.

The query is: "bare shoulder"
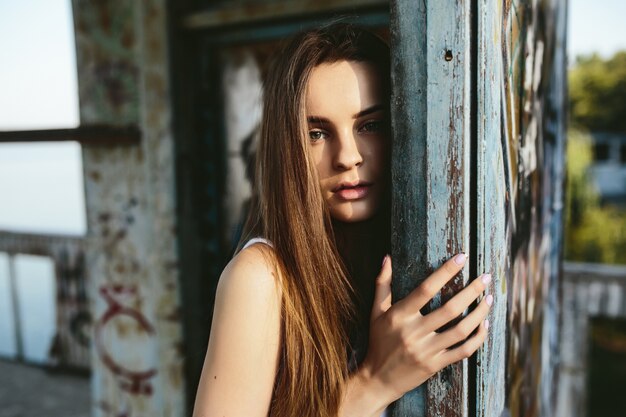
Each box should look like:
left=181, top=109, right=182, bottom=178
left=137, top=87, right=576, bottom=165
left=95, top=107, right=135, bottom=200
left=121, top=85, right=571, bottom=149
left=218, top=242, right=283, bottom=302
left=193, top=243, right=283, bottom=417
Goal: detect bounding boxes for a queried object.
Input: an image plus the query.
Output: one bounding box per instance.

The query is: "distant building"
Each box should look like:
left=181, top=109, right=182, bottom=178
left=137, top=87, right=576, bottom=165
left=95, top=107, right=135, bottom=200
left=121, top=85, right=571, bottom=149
left=589, top=132, right=626, bottom=206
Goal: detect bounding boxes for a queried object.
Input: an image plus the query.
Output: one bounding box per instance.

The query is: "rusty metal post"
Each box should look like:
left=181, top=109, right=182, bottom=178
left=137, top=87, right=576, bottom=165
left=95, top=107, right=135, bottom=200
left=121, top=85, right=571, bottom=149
left=7, top=254, right=24, bottom=362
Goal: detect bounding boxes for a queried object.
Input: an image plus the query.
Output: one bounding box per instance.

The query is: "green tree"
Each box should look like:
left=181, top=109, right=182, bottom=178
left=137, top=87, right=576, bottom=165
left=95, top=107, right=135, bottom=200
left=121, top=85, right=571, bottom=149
left=569, top=51, right=626, bottom=133
left=564, top=129, right=626, bottom=264
left=565, top=51, right=626, bottom=265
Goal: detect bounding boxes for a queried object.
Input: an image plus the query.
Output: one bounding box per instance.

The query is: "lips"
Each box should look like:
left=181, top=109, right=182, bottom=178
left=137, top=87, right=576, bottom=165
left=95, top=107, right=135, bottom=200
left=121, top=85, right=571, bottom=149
left=332, top=180, right=373, bottom=200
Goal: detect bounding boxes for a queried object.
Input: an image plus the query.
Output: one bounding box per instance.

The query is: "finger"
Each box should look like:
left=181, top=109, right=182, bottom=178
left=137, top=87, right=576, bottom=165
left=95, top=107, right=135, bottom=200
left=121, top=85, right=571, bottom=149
left=429, top=293, right=493, bottom=353
left=394, top=253, right=468, bottom=316
left=371, top=255, right=393, bottom=321
left=438, top=318, right=489, bottom=365
left=421, top=273, right=492, bottom=332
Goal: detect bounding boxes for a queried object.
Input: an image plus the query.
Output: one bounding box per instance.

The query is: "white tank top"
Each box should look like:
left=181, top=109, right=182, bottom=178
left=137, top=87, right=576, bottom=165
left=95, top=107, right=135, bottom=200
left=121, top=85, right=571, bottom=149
left=241, top=237, right=389, bottom=417
left=241, top=237, right=273, bottom=250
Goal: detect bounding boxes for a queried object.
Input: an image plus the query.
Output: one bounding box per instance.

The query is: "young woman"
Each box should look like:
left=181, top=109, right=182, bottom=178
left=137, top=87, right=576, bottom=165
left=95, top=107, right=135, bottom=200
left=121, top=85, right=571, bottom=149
left=192, top=23, right=492, bottom=417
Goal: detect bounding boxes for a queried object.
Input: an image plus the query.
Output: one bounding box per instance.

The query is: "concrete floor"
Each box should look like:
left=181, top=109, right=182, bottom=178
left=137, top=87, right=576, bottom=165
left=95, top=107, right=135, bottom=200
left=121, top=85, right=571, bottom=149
left=0, top=360, right=90, bottom=417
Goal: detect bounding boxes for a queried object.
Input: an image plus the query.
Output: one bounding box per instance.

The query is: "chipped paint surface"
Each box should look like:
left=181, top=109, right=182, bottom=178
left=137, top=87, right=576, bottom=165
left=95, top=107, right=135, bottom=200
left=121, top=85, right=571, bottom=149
left=475, top=2, right=508, bottom=416
left=477, top=1, right=567, bottom=417
left=421, top=1, right=472, bottom=417
left=477, top=1, right=566, bottom=417
left=476, top=1, right=567, bottom=417
left=391, top=0, right=566, bottom=416
left=390, top=1, right=471, bottom=416
left=72, top=0, right=139, bottom=125
left=72, top=0, right=184, bottom=416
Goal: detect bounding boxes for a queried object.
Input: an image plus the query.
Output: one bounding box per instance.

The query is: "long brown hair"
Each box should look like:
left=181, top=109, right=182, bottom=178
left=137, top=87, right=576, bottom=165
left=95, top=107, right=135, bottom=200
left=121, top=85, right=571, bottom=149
left=237, top=22, right=390, bottom=417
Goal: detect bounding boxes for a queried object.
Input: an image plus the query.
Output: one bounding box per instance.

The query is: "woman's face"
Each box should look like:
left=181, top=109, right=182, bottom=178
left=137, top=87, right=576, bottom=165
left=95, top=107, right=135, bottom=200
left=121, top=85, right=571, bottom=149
left=306, top=60, right=390, bottom=223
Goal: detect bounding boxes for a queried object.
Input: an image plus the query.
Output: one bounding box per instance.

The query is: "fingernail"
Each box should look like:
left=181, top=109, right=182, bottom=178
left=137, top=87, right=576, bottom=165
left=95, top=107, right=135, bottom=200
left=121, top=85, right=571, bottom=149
left=481, top=273, right=492, bottom=285
left=484, top=319, right=490, bottom=330
left=381, top=255, right=388, bottom=267
left=486, top=294, right=493, bottom=306
left=453, top=253, right=467, bottom=265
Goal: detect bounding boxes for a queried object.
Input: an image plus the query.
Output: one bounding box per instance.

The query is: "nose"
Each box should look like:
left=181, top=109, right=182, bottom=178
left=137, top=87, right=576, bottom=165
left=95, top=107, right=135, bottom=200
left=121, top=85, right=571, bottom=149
left=333, top=128, right=363, bottom=171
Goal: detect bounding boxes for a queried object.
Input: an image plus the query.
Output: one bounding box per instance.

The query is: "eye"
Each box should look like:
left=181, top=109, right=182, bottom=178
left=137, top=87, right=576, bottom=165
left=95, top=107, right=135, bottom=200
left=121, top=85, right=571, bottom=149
left=359, top=120, right=386, bottom=134
left=309, top=129, right=329, bottom=142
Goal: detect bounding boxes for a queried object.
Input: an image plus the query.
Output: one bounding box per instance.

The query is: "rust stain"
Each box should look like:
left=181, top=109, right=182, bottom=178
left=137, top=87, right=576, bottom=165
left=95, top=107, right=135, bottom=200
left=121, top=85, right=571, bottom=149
left=122, top=31, right=134, bottom=49
left=89, top=170, right=102, bottom=181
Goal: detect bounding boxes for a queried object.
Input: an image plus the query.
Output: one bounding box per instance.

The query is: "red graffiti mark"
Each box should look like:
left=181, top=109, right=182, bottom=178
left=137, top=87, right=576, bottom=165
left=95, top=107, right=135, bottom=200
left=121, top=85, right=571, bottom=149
left=95, top=284, right=157, bottom=396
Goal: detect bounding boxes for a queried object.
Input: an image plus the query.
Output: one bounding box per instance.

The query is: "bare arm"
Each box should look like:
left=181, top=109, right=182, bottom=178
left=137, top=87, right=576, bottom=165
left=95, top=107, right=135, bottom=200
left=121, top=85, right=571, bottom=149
left=193, top=244, right=282, bottom=417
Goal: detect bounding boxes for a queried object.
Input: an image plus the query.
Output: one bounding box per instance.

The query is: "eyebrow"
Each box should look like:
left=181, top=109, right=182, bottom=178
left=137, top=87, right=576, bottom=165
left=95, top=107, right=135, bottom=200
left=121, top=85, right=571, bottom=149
left=307, top=104, right=387, bottom=124
left=353, top=104, right=387, bottom=119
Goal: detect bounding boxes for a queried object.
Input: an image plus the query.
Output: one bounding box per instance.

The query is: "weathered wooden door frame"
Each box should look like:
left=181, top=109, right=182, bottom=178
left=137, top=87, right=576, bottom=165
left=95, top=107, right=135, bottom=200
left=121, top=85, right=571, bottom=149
left=390, top=0, right=472, bottom=416
left=389, top=0, right=567, bottom=416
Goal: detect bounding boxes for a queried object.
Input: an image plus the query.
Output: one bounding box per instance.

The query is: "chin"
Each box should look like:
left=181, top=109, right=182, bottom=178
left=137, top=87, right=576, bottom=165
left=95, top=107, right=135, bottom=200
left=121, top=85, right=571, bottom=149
left=329, top=201, right=378, bottom=223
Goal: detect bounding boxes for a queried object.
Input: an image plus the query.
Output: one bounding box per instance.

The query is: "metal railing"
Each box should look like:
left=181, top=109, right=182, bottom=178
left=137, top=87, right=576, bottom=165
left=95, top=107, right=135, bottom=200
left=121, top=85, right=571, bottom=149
left=557, top=261, right=626, bottom=417
left=0, top=230, right=90, bottom=372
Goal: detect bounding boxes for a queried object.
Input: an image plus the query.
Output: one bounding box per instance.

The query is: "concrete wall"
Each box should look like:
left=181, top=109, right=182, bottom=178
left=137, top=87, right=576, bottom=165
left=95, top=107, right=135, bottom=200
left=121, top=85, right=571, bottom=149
left=71, top=1, right=184, bottom=415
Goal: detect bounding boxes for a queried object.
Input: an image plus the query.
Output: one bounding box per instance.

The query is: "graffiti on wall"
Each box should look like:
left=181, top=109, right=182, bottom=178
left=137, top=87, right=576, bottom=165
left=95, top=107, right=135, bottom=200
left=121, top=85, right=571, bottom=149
left=53, top=248, right=91, bottom=368
left=95, top=284, right=157, bottom=396
left=499, top=0, right=565, bottom=416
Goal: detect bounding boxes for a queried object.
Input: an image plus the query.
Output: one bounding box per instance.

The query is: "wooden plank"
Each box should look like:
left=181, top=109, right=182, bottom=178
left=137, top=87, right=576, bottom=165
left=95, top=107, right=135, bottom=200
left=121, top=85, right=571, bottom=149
left=474, top=0, right=508, bottom=416
left=389, top=0, right=428, bottom=412
left=421, top=1, right=471, bottom=416
left=474, top=1, right=568, bottom=416
left=390, top=0, right=471, bottom=416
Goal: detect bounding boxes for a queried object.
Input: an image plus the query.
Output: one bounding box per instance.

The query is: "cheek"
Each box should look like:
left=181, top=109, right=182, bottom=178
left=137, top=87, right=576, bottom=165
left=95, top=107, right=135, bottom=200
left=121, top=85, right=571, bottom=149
left=363, top=138, right=390, bottom=172
left=311, top=145, right=333, bottom=181
left=310, top=143, right=323, bottom=165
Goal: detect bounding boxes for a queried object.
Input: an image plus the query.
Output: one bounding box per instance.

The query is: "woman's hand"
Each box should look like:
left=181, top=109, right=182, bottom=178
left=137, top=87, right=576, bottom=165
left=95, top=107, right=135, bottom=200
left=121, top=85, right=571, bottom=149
left=352, top=253, right=492, bottom=411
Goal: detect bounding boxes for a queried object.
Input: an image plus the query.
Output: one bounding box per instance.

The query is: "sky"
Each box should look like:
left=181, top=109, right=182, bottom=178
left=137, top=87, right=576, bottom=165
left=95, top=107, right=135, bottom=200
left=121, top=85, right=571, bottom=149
left=568, top=0, right=626, bottom=59
left=0, top=0, right=79, bottom=130
left=0, top=0, right=624, bottom=236
left=0, top=0, right=84, bottom=236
